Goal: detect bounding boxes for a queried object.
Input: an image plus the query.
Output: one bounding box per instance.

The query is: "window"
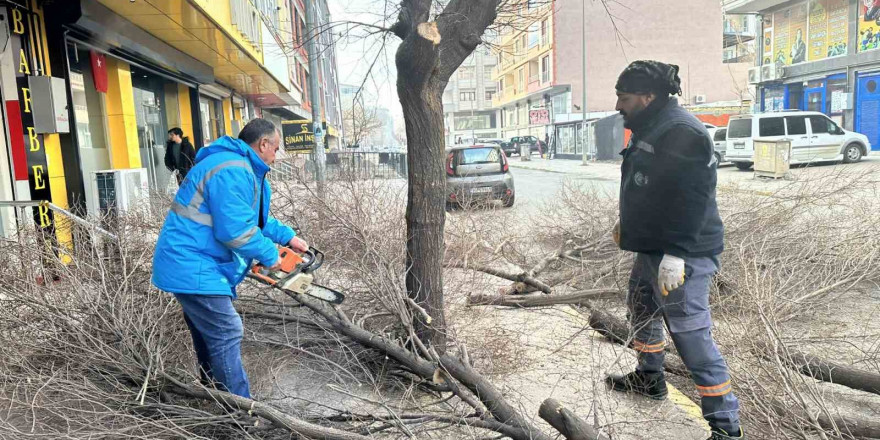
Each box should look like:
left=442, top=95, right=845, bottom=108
left=454, top=115, right=492, bottom=130
left=485, top=90, right=495, bottom=101
left=483, top=69, right=493, bottom=82
left=459, top=147, right=500, bottom=164
left=528, top=23, right=539, bottom=48
left=784, top=116, right=807, bottom=135
left=304, top=71, right=310, bottom=104
left=713, top=128, right=727, bottom=142
left=459, top=91, right=476, bottom=101
left=541, top=55, right=550, bottom=83
left=458, top=66, right=474, bottom=80
left=552, top=92, right=571, bottom=114
left=520, top=35, right=527, bottom=53
left=759, top=117, right=785, bottom=136
left=727, top=118, right=752, bottom=138
left=809, top=115, right=842, bottom=134
left=541, top=19, right=548, bottom=46
left=517, top=68, right=524, bottom=92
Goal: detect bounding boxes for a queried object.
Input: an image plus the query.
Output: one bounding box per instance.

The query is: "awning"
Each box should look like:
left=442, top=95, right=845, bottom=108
left=93, top=0, right=291, bottom=102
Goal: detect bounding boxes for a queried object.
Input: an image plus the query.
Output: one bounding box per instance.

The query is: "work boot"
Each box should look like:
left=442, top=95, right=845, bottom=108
left=707, top=428, right=744, bottom=439
left=605, top=370, right=668, bottom=400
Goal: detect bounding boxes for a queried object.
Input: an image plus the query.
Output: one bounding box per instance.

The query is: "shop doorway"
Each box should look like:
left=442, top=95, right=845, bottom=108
left=131, top=67, right=171, bottom=191
left=856, top=74, right=880, bottom=151
left=803, top=80, right=826, bottom=113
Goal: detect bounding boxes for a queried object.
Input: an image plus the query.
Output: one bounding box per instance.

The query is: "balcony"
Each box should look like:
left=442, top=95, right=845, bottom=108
left=722, top=0, right=789, bottom=14
left=723, top=22, right=756, bottom=46
left=527, top=74, right=541, bottom=93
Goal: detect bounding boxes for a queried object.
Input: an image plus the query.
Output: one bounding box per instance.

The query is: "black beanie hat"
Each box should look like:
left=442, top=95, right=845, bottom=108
left=615, top=60, right=683, bottom=96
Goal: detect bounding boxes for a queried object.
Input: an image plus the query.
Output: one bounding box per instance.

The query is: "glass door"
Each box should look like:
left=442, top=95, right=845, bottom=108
left=133, top=85, right=170, bottom=191
left=804, top=88, right=826, bottom=113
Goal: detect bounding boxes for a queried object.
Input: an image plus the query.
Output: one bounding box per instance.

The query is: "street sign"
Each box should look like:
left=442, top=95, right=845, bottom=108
left=281, top=119, right=315, bottom=152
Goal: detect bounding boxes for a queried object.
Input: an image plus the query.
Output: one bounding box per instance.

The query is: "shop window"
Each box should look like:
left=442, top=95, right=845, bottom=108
left=826, top=77, right=847, bottom=116
left=66, top=43, right=108, bottom=152
left=199, top=96, right=225, bottom=145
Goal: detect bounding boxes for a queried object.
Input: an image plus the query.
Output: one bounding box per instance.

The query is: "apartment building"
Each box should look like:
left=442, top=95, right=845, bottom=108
left=724, top=0, right=880, bottom=151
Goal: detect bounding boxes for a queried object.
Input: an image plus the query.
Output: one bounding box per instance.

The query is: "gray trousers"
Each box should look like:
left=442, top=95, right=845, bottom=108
left=627, top=253, right=740, bottom=433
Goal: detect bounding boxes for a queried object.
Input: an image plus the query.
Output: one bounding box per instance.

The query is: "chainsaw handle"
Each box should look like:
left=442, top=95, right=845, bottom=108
left=308, top=247, right=324, bottom=272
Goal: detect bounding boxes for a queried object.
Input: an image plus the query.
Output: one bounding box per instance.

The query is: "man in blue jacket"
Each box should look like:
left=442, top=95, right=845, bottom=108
left=152, top=118, right=307, bottom=398
left=606, top=61, right=742, bottom=440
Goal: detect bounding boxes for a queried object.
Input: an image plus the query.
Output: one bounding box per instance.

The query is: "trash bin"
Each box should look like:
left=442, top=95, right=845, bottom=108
left=753, top=139, right=791, bottom=179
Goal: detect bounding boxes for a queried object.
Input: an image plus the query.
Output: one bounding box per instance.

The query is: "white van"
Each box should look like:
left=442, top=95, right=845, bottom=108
left=725, top=111, right=871, bottom=170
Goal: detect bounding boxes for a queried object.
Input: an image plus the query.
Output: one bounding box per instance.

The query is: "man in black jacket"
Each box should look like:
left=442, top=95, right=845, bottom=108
left=165, top=127, right=196, bottom=184
left=606, top=60, right=742, bottom=440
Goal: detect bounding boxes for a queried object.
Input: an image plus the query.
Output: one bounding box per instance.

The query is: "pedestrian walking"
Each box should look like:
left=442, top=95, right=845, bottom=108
left=164, top=127, right=197, bottom=185
left=606, top=60, right=742, bottom=440
left=152, top=118, right=309, bottom=398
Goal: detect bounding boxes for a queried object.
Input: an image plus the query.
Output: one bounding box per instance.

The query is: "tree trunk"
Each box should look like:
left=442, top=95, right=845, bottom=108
left=393, top=0, right=504, bottom=352
left=397, top=29, right=449, bottom=352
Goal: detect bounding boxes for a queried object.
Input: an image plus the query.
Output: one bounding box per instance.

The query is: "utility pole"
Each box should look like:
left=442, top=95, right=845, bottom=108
left=305, top=0, right=325, bottom=186
left=580, top=0, right=588, bottom=166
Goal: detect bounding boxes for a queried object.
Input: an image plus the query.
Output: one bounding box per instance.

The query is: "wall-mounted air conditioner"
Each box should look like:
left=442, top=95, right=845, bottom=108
left=693, top=94, right=707, bottom=104
left=748, top=67, right=761, bottom=84
left=89, top=168, right=150, bottom=218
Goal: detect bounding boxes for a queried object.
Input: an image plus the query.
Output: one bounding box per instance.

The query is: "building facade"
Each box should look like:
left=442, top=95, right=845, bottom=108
left=0, top=0, right=341, bottom=241
left=724, top=0, right=880, bottom=151
left=547, top=0, right=753, bottom=157
left=443, top=46, right=502, bottom=146
left=261, top=0, right=342, bottom=149
left=491, top=1, right=559, bottom=145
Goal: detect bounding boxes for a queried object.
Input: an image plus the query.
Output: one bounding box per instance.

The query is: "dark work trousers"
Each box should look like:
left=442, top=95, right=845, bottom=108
left=627, top=253, right=740, bottom=433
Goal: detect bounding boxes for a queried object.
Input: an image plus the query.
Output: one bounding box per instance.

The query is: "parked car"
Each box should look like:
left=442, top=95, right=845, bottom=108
left=445, top=144, right=515, bottom=209
left=478, top=138, right=512, bottom=156
left=509, top=135, right=541, bottom=154
left=725, top=111, right=871, bottom=170
left=500, top=139, right=518, bottom=157
left=712, top=127, right=727, bottom=164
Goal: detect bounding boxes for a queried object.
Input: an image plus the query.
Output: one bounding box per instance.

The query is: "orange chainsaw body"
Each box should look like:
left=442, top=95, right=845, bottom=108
left=250, top=247, right=305, bottom=286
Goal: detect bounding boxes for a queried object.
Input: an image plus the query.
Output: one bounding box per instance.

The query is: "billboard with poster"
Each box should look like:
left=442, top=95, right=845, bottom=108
left=770, top=0, right=848, bottom=66
left=858, top=0, right=880, bottom=52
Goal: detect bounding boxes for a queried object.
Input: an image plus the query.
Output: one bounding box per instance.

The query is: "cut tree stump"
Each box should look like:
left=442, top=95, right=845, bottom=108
left=538, top=398, right=609, bottom=440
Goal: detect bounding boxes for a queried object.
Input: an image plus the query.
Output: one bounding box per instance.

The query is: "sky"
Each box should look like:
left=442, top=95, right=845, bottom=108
left=327, top=0, right=403, bottom=121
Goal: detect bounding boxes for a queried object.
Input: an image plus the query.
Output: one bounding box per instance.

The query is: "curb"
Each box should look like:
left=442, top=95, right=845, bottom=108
left=508, top=163, right=571, bottom=174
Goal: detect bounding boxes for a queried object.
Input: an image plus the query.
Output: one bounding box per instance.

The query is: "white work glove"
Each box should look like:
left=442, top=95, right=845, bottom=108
left=658, top=254, right=685, bottom=296
left=611, top=220, right=620, bottom=247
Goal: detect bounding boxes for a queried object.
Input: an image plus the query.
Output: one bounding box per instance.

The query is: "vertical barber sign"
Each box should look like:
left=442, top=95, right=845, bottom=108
left=2, top=2, right=54, bottom=230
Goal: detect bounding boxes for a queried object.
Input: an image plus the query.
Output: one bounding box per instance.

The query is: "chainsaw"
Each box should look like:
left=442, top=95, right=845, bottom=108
left=247, top=246, right=346, bottom=305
